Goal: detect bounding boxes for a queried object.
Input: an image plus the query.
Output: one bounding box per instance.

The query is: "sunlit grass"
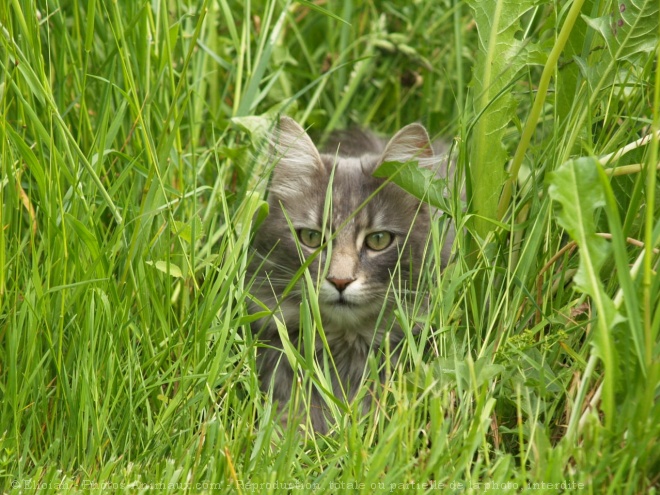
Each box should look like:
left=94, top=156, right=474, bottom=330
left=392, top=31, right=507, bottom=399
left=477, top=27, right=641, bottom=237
left=1, top=0, right=658, bottom=493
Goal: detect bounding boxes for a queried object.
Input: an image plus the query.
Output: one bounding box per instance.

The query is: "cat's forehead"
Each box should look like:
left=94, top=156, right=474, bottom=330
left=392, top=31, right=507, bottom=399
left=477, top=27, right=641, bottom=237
left=273, top=153, right=420, bottom=230
left=332, top=155, right=376, bottom=185
left=323, top=155, right=418, bottom=230
left=322, top=154, right=381, bottom=187
left=323, top=154, right=375, bottom=176
left=325, top=156, right=378, bottom=217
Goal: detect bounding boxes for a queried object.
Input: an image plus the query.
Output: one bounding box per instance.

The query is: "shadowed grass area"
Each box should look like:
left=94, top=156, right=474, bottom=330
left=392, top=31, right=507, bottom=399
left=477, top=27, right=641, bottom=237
left=1, top=0, right=659, bottom=492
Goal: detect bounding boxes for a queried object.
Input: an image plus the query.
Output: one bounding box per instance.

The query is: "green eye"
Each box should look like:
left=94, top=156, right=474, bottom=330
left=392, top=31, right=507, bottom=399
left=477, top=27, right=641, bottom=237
left=365, top=231, right=393, bottom=251
left=298, top=228, right=323, bottom=248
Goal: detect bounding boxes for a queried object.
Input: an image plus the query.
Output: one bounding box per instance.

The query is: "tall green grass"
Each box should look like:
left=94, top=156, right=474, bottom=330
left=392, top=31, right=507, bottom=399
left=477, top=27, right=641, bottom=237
left=1, top=0, right=658, bottom=493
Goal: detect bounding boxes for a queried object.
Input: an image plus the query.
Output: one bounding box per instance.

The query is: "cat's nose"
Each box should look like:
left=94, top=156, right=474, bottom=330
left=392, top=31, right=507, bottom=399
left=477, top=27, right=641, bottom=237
left=327, top=277, right=355, bottom=292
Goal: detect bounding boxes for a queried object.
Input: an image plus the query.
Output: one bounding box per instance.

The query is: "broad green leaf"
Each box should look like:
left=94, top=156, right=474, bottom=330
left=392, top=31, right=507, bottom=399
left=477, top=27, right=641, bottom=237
left=466, top=0, right=544, bottom=237
left=231, top=115, right=272, bottom=142
left=547, top=156, right=620, bottom=429
left=596, top=166, right=646, bottom=373
left=146, top=260, right=184, bottom=279
left=173, top=221, right=192, bottom=244
left=173, top=216, right=202, bottom=245
left=548, top=158, right=609, bottom=293
left=583, top=0, right=659, bottom=63
left=372, top=160, right=450, bottom=212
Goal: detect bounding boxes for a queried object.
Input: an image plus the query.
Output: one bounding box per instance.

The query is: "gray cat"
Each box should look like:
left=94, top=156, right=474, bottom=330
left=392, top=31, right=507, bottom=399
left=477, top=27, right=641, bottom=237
left=250, top=116, right=451, bottom=433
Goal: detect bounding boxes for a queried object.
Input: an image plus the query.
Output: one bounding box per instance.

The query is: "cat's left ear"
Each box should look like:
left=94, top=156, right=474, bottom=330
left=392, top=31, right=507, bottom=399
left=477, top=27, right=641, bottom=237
left=380, top=123, right=434, bottom=164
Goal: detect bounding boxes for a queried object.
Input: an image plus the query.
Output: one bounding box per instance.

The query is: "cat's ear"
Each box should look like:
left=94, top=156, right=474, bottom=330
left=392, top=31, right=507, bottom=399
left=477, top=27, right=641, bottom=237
left=380, top=123, right=434, bottom=164
left=271, top=116, right=324, bottom=174
left=269, top=117, right=324, bottom=200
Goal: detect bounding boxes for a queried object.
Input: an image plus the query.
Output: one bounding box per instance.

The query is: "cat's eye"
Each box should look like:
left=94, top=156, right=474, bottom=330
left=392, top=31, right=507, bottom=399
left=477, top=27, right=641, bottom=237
left=298, top=228, right=323, bottom=248
left=365, top=231, right=393, bottom=251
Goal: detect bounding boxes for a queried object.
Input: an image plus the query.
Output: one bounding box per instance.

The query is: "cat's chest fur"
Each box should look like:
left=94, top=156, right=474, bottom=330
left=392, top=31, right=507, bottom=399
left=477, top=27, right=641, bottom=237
left=250, top=117, right=445, bottom=433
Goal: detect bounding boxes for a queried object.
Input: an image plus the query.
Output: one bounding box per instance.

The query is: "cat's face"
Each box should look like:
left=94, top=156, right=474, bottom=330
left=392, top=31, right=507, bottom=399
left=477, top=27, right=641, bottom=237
left=252, top=117, right=434, bottom=335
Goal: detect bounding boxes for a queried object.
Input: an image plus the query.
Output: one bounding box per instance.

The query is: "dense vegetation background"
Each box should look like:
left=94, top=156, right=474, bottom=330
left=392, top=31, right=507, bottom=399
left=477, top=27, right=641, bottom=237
left=1, top=0, right=659, bottom=492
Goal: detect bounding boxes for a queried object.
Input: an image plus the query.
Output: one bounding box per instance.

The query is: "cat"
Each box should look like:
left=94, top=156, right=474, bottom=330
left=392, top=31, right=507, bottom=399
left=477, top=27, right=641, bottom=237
left=249, top=116, right=452, bottom=433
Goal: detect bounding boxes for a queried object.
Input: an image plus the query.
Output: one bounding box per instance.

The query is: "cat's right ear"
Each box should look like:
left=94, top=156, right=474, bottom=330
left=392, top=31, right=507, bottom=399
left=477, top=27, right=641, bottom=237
left=271, top=116, right=324, bottom=172
left=268, top=117, right=324, bottom=200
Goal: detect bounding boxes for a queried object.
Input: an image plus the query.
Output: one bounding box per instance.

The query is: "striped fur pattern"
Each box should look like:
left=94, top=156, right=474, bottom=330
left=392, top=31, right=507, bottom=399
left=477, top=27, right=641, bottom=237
left=250, top=116, right=451, bottom=433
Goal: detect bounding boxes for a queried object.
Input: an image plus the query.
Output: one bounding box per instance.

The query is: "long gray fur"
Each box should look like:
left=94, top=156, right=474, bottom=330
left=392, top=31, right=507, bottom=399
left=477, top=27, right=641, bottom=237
left=249, top=116, right=452, bottom=433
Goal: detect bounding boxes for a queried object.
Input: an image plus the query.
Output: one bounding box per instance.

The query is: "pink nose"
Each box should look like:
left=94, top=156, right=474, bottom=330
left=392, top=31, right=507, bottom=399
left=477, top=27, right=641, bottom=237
left=327, top=277, right=355, bottom=292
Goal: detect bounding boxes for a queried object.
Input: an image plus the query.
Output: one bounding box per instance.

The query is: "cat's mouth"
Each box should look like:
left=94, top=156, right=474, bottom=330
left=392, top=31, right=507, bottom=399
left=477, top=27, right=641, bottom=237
left=319, top=283, right=374, bottom=309
left=324, top=293, right=359, bottom=308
